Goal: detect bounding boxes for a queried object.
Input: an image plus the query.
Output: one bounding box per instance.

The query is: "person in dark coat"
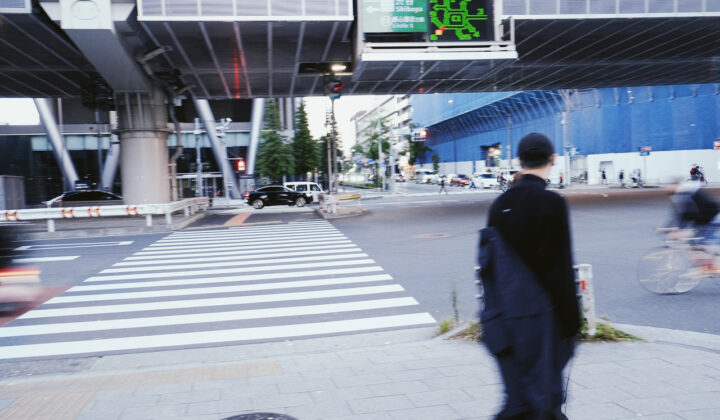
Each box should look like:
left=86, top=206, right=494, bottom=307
left=481, top=132, right=581, bottom=419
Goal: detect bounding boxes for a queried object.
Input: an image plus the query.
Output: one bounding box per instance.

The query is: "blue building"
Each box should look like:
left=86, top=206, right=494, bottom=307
left=411, top=85, right=720, bottom=184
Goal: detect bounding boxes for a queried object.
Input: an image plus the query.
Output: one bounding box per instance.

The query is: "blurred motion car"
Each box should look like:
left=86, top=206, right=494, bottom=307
left=0, top=225, right=41, bottom=312
left=243, top=186, right=310, bottom=209
left=45, top=190, right=122, bottom=207
left=450, top=174, right=471, bottom=187
left=394, top=174, right=406, bottom=182
left=284, top=182, right=324, bottom=202
left=472, top=173, right=498, bottom=189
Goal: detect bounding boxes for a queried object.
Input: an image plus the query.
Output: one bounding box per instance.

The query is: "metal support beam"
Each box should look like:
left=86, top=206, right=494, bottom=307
left=194, top=98, right=241, bottom=199
left=247, top=98, right=265, bottom=176
left=33, top=98, right=79, bottom=191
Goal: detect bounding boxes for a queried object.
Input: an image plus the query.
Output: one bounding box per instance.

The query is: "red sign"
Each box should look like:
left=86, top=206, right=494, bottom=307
left=714, top=141, right=720, bottom=150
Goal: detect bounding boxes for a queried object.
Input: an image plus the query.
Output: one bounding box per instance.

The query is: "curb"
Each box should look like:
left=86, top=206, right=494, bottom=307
left=19, top=212, right=208, bottom=240
left=612, top=323, right=720, bottom=352
left=314, top=207, right=369, bottom=219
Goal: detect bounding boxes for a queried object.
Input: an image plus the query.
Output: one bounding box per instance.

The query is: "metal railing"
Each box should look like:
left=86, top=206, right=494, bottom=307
left=2, top=197, right=209, bottom=232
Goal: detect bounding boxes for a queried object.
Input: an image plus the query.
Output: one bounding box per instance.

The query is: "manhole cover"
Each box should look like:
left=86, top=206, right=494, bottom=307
left=223, top=414, right=298, bottom=420
left=412, top=233, right=451, bottom=239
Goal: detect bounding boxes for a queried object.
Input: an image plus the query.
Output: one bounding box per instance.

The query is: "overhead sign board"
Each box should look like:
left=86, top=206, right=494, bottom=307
left=360, top=0, right=428, bottom=33
left=429, top=0, right=491, bottom=41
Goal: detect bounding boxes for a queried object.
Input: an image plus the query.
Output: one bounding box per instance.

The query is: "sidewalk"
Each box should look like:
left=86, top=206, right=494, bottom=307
left=1, top=325, right=720, bottom=420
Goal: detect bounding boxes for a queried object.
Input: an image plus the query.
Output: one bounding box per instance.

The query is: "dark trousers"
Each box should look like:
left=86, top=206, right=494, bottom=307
left=492, top=313, right=575, bottom=420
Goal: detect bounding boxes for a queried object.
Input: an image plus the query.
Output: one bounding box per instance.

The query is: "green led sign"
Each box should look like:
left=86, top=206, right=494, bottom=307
left=429, top=0, right=490, bottom=41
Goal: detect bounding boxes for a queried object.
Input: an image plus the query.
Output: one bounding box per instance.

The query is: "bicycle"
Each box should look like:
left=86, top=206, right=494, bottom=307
left=637, top=228, right=719, bottom=294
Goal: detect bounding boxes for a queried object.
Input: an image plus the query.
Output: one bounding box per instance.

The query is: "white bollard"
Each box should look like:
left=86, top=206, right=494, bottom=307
left=145, top=214, right=153, bottom=227
left=47, top=219, right=55, bottom=233
left=575, top=264, right=597, bottom=336
left=165, top=211, right=172, bottom=225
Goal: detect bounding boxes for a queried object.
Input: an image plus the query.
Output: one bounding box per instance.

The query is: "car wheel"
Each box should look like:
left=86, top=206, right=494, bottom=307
left=295, top=197, right=306, bottom=207
left=252, top=199, right=264, bottom=209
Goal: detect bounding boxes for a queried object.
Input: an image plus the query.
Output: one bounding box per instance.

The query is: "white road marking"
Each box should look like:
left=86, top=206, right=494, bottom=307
left=71, top=266, right=385, bottom=291
left=13, top=256, right=79, bottom=263
left=158, top=228, right=339, bottom=243
left=100, top=252, right=369, bottom=274
left=0, top=313, right=436, bottom=360
left=47, top=274, right=395, bottom=303
left=14, top=241, right=134, bottom=251
left=0, top=297, right=419, bottom=337
left=145, top=234, right=347, bottom=250
left=115, top=246, right=360, bottom=266
left=132, top=239, right=353, bottom=256
left=22, top=285, right=406, bottom=318
left=86, top=258, right=376, bottom=282
left=166, top=226, right=337, bottom=238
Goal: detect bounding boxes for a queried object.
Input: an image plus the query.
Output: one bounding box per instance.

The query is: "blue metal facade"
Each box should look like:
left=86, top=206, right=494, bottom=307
left=411, top=84, right=720, bottom=165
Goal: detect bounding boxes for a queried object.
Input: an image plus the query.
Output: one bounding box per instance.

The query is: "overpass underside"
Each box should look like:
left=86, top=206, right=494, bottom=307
left=2, top=2, right=720, bottom=99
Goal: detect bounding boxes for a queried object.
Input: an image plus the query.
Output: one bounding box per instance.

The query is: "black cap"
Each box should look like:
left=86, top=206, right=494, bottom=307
left=517, top=133, right=554, bottom=167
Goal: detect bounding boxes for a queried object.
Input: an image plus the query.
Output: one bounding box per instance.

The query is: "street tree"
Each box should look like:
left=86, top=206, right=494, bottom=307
left=257, top=99, right=294, bottom=183
left=291, top=101, right=318, bottom=179
left=432, top=153, right=440, bottom=172
left=406, top=136, right=432, bottom=166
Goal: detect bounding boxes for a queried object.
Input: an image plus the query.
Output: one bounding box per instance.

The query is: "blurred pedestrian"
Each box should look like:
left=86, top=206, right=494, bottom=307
left=439, top=177, right=448, bottom=195
left=558, top=172, right=565, bottom=189
left=619, top=169, right=625, bottom=187
left=601, top=169, right=607, bottom=185
left=478, top=132, right=580, bottom=419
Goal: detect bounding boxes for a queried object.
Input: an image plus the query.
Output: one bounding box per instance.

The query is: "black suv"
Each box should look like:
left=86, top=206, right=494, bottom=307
left=244, top=186, right=310, bottom=209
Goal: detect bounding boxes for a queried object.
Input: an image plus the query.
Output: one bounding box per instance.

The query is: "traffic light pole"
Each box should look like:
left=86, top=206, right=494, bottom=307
left=331, top=98, right=338, bottom=194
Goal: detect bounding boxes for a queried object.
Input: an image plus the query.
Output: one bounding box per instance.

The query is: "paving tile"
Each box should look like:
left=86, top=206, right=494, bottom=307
left=451, top=399, right=502, bottom=418
left=0, top=400, right=12, bottom=411
left=385, top=368, right=441, bottom=382
left=618, top=381, right=687, bottom=399
left=334, top=412, right=393, bottom=420
left=347, top=395, right=415, bottom=414
left=186, top=398, right=253, bottom=416
left=277, top=378, right=334, bottom=394
left=407, top=388, right=474, bottom=407
left=370, top=380, right=431, bottom=396
left=251, top=392, right=314, bottom=410
left=134, top=382, right=193, bottom=396
left=615, top=397, right=689, bottom=416
left=387, top=404, right=461, bottom=420
left=159, top=389, right=221, bottom=404
left=280, top=401, right=353, bottom=419
left=677, top=408, right=720, bottom=419
left=672, top=392, right=720, bottom=411
left=618, top=415, right=683, bottom=420
left=220, top=384, right=279, bottom=399
left=333, top=373, right=391, bottom=388
left=566, top=386, right=636, bottom=404
left=310, top=386, right=374, bottom=403
left=120, top=403, right=187, bottom=420
left=422, top=374, right=487, bottom=390
left=565, top=402, right=634, bottom=419
left=86, top=395, right=159, bottom=412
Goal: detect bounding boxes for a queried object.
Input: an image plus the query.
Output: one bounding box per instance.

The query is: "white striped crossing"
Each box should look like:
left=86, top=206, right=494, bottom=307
left=0, top=220, right=436, bottom=361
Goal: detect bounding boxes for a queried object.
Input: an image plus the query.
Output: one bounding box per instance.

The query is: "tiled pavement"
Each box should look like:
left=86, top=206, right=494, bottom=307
left=2, top=327, right=720, bottom=420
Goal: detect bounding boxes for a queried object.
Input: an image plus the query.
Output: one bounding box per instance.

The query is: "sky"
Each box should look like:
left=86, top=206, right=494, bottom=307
left=0, top=96, right=388, bottom=154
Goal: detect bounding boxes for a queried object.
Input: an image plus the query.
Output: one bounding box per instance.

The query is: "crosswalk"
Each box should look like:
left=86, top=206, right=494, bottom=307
left=0, top=220, right=435, bottom=361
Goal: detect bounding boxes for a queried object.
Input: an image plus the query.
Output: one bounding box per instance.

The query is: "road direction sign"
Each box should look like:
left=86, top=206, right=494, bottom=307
left=360, top=0, right=428, bottom=33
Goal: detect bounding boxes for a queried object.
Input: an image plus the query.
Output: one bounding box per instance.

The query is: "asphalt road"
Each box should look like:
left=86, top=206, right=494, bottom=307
left=333, top=188, right=720, bottom=335
left=2, top=187, right=719, bottom=366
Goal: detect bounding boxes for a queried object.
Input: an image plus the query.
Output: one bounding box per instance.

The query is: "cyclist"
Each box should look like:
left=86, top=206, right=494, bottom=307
left=668, top=181, right=720, bottom=271
left=690, top=165, right=703, bottom=181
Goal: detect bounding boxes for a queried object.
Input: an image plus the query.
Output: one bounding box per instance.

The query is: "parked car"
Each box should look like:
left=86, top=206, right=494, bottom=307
left=394, top=174, right=406, bottom=182
left=450, top=174, right=471, bottom=187
left=244, top=185, right=310, bottom=209
left=283, top=182, right=324, bottom=202
left=45, top=190, right=123, bottom=207
left=414, top=169, right=437, bottom=184
left=472, top=173, right=498, bottom=189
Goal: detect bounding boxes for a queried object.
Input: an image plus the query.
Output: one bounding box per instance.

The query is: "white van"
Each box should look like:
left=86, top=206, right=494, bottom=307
left=283, top=182, right=324, bottom=203
left=414, top=169, right=437, bottom=184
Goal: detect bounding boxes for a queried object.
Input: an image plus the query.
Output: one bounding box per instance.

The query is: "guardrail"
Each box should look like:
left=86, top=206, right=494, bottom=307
left=2, top=197, right=210, bottom=232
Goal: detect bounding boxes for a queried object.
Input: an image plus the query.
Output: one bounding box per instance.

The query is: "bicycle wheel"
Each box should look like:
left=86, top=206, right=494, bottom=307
left=638, top=247, right=701, bottom=294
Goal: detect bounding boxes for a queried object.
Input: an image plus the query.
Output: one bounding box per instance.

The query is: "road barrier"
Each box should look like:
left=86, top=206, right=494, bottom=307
left=2, top=197, right=209, bottom=232
left=575, top=264, right=598, bottom=335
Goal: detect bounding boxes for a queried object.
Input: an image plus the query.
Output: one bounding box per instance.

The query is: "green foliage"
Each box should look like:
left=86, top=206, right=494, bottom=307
left=292, top=102, right=318, bottom=177
left=432, top=153, right=440, bottom=172
left=256, top=99, right=294, bottom=182
left=579, top=321, right=643, bottom=343
left=407, top=138, right=432, bottom=166
left=436, top=318, right=455, bottom=336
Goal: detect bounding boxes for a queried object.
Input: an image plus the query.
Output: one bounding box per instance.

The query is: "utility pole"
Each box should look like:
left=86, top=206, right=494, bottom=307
left=331, top=99, right=338, bottom=193
left=507, top=116, right=513, bottom=169
left=377, top=118, right=384, bottom=191
left=194, top=118, right=203, bottom=197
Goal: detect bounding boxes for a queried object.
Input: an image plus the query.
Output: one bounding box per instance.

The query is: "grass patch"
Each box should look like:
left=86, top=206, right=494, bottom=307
left=579, top=321, right=643, bottom=343
left=449, top=321, right=482, bottom=342
left=436, top=318, right=455, bottom=336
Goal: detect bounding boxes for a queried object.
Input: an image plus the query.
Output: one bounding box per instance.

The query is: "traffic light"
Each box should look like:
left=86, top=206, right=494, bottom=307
left=235, top=158, right=246, bottom=173
left=329, top=79, right=343, bottom=100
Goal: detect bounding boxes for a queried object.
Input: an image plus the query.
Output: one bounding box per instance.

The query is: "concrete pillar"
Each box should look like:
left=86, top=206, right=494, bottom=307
left=116, top=89, right=170, bottom=204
